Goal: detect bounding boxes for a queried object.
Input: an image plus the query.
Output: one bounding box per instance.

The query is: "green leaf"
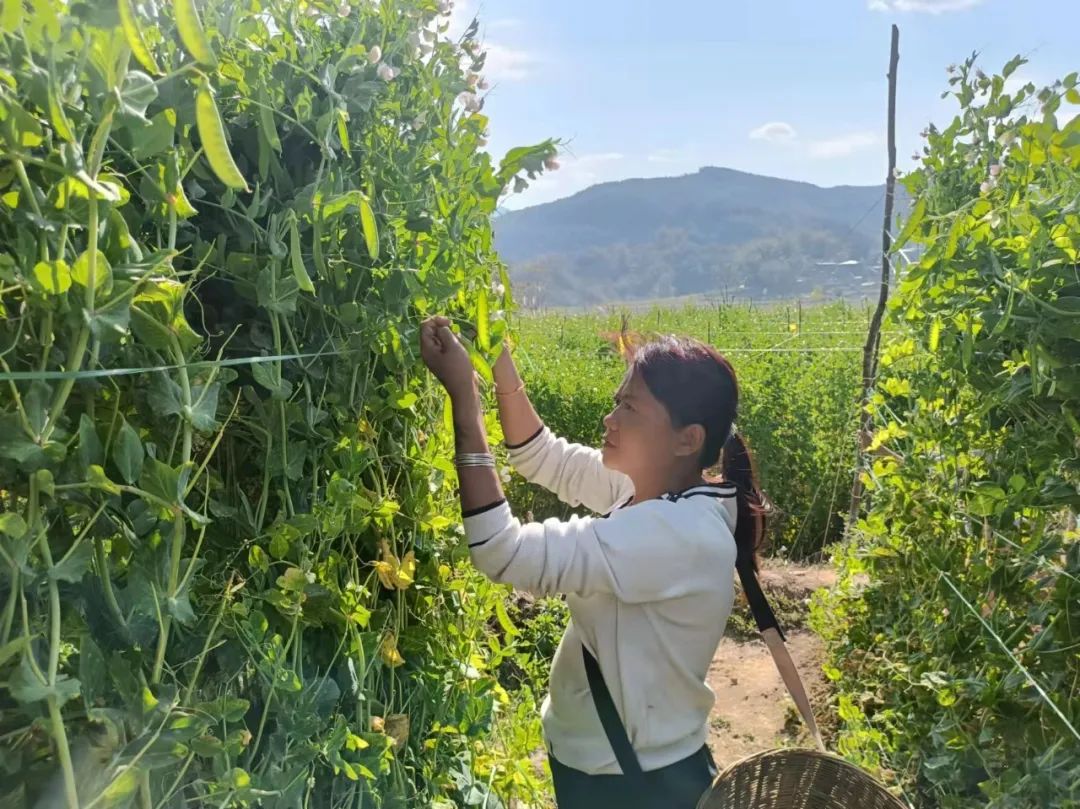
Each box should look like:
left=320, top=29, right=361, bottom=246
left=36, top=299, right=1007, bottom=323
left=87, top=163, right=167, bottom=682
left=147, top=374, right=183, bottom=416
left=87, top=464, right=122, bottom=495
left=50, top=542, right=93, bottom=582
left=121, top=70, right=158, bottom=119
left=187, top=382, right=220, bottom=432
left=0, top=512, right=28, bottom=538
left=140, top=458, right=180, bottom=505
left=248, top=544, right=269, bottom=572
left=1, top=0, right=24, bottom=33
left=269, top=531, right=289, bottom=559
left=252, top=361, right=293, bottom=400
left=88, top=294, right=132, bottom=340
left=9, top=655, right=81, bottom=708
left=360, top=196, right=379, bottom=260
left=23, top=381, right=49, bottom=436
left=227, top=767, right=251, bottom=790
left=494, top=599, right=517, bottom=638
left=167, top=592, right=196, bottom=625
left=33, top=259, right=72, bottom=295
left=71, top=249, right=112, bottom=289
left=79, top=414, right=104, bottom=469
left=132, top=109, right=176, bottom=160
left=79, top=633, right=107, bottom=707
left=893, top=197, right=926, bottom=250
left=255, top=267, right=299, bottom=315
left=113, top=418, right=144, bottom=484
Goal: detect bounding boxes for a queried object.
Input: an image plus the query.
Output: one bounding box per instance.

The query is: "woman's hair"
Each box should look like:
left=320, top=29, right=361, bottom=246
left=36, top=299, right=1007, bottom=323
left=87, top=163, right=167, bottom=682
left=632, top=336, right=767, bottom=573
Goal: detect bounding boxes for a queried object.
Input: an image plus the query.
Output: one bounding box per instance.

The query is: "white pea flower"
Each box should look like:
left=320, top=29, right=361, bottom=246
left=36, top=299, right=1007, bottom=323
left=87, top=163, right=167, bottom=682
left=499, top=467, right=511, bottom=483
left=458, top=92, right=481, bottom=112
left=544, top=156, right=560, bottom=171
left=377, top=63, right=398, bottom=82
left=337, top=2, right=350, bottom=17
left=980, top=180, right=993, bottom=194
left=368, top=45, right=382, bottom=64
left=478, top=137, right=488, bottom=147
left=989, top=164, right=1001, bottom=177
left=306, top=571, right=316, bottom=583
left=478, top=78, right=490, bottom=91
left=467, top=73, right=480, bottom=88
left=491, top=281, right=505, bottom=297
left=411, top=117, right=425, bottom=132
left=998, top=131, right=1016, bottom=147
left=438, top=0, right=452, bottom=14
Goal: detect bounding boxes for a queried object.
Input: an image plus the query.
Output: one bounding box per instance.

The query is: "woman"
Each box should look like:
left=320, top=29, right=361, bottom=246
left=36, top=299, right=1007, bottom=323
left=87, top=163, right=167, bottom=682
left=419, top=315, right=770, bottom=809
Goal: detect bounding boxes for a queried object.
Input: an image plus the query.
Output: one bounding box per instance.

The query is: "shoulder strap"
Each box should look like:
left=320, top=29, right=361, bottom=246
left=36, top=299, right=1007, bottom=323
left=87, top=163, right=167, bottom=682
left=581, top=644, right=645, bottom=777
left=735, top=560, right=786, bottom=641
left=736, top=561, right=827, bottom=752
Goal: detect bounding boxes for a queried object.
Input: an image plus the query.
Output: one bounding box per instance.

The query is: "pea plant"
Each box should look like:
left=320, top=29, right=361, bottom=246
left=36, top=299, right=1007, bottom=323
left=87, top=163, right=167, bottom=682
left=0, top=1, right=556, bottom=807
left=814, top=58, right=1080, bottom=808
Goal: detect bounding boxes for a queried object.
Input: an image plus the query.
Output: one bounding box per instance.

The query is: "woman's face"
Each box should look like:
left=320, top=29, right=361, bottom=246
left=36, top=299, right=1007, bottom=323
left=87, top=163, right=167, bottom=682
left=601, top=367, right=681, bottom=476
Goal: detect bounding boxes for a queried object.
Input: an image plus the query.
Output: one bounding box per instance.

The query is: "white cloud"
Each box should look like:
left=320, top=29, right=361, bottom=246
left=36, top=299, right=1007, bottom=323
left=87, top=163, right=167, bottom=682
left=808, top=131, right=879, bottom=158
left=483, top=43, right=537, bottom=82
left=868, top=0, right=984, bottom=12
left=749, top=122, right=798, bottom=143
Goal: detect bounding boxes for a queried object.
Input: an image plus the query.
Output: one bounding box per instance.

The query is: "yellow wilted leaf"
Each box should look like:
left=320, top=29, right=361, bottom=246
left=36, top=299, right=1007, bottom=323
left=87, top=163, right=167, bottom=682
left=379, top=633, right=404, bottom=668
left=374, top=540, right=416, bottom=590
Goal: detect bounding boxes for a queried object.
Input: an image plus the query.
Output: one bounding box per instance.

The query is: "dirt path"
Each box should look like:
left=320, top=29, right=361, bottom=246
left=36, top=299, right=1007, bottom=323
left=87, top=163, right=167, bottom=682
left=706, top=561, right=838, bottom=770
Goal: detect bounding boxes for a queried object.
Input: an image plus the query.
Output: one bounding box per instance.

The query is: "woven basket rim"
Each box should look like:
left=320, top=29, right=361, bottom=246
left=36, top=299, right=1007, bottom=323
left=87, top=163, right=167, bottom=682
left=714, top=747, right=870, bottom=780
left=699, top=746, right=909, bottom=809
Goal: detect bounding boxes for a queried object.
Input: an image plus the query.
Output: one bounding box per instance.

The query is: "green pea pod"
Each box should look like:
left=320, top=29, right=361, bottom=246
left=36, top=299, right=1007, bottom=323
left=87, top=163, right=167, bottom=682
left=48, top=81, right=74, bottom=142
left=119, top=0, right=161, bottom=75
left=359, top=196, right=378, bottom=260
left=195, top=88, right=248, bottom=192
left=174, top=0, right=217, bottom=68
left=258, top=91, right=281, bottom=152
left=476, top=288, right=490, bottom=353
left=289, top=216, right=314, bottom=293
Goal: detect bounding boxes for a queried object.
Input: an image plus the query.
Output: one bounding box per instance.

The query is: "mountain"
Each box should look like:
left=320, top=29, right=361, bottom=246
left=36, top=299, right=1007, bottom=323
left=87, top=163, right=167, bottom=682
left=493, top=167, right=906, bottom=307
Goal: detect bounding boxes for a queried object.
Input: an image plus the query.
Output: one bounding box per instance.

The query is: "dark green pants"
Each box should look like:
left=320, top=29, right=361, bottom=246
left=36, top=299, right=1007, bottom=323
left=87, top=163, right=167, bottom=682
left=549, top=744, right=717, bottom=809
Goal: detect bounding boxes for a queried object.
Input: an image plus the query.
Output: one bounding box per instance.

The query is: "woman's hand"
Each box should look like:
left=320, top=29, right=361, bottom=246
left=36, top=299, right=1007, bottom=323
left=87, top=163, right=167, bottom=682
left=420, top=316, right=476, bottom=401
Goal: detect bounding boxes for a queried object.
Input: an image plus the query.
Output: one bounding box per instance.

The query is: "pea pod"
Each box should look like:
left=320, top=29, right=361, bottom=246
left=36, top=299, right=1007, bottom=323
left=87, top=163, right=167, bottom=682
left=174, top=0, right=217, bottom=68
left=195, top=88, right=248, bottom=192
left=48, top=81, right=74, bottom=142
left=119, top=0, right=161, bottom=75
left=359, top=196, right=378, bottom=260
left=258, top=90, right=281, bottom=152
left=476, top=288, right=490, bottom=353
left=289, top=216, right=314, bottom=293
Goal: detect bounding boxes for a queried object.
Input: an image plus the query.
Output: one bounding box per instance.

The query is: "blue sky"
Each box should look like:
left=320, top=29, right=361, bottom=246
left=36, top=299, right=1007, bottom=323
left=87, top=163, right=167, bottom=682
left=447, top=0, right=1080, bottom=209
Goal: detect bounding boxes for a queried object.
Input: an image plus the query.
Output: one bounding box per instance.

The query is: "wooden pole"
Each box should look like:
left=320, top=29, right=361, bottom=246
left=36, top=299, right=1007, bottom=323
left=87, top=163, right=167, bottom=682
left=848, top=24, right=899, bottom=531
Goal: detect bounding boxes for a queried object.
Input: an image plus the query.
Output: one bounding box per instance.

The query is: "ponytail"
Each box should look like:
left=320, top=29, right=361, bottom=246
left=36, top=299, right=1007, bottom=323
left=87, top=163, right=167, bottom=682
left=721, top=430, right=766, bottom=575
